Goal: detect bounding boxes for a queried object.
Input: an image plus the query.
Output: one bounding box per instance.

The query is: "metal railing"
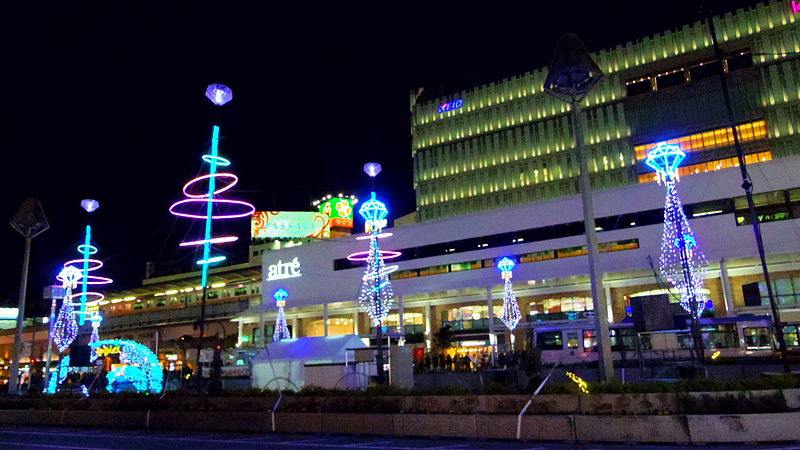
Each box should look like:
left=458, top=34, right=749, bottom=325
left=101, top=299, right=250, bottom=330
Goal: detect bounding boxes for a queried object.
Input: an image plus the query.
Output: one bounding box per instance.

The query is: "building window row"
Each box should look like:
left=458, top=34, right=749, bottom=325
left=633, top=120, right=768, bottom=162
left=625, top=50, right=753, bottom=97
left=387, top=239, right=639, bottom=281
left=637, top=151, right=772, bottom=183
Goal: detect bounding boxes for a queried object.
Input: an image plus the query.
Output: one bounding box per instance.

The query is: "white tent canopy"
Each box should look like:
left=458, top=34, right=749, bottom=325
left=251, top=335, right=367, bottom=391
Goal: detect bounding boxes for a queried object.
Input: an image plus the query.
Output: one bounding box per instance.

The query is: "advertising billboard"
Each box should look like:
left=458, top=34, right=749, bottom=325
left=251, top=211, right=330, bottom=239
left=317, top=197, right=356, bottom=229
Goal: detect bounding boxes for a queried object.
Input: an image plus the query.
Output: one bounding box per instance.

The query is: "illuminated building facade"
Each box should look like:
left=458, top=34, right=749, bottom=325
left=410, top=2, right=800, bottom=221
left=235, top=156, right=800, bottom=360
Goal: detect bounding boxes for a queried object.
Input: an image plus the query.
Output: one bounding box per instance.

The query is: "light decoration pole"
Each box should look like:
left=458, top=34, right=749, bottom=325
left=497, top=257, right=521, bottom=331
left=646, top=143, right=708, bottom=367
left=348, top=162, right=401, bottom=383
left=89, top=312, right=103, bottom=361
left=52, top=266, right=83, bottom=352
left=8, top=198, right=49, bottom=395
left=52, top=200, right=113, bottom=350
left=544, top=34, right=614, bottom=380
left=74, top=199, right=109, bottom=325
left=169, top=83, right=254, bottom=386
left=273, top=289, right=291, bottom=341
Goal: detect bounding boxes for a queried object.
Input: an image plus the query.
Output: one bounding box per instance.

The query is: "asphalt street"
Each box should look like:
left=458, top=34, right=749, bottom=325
left=1, top=425, right=799, bottom=449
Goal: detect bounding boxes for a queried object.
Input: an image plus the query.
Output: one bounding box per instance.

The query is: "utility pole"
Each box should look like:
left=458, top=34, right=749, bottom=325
left=706, top=14, right=790, bottom=372
left=544, top=34, right=615, bottom=381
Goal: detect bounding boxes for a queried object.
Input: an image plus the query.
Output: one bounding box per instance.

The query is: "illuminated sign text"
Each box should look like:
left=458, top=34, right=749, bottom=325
left=267, top=257, right=302, bottom=281
left=438, top=99, right=464, bottom=113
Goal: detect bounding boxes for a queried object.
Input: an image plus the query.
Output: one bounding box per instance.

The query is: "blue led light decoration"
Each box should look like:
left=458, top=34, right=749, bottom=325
left=91, top=339, right=163, bottom=394
left=273, top=289, right=291, bottom=341
left=646, top=143, right=709, bottom=317
left=52, top=266, right=82, bottom=352
left=497, top=257, right=522, bottom=330
left=89, top=312, right=103, bottom=361
left=169, top=84, right=254, bottom=378
left=355, top=192, right=400, bottom=325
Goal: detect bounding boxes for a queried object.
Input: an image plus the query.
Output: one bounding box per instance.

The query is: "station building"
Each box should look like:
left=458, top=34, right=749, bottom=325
left=234, top=156, right=800, bottom=356
left=236, top=1, right=800, bottom=356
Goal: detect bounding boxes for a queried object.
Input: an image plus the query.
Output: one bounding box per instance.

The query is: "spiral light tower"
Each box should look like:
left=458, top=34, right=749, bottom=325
left=169, top=84, right=253, bottom=385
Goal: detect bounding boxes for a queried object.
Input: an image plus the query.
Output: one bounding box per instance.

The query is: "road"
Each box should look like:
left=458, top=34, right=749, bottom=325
left=0, top=426, right=798, bottom=449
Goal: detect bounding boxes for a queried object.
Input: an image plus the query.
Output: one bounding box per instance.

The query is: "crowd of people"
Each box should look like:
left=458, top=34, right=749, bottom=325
left=417, top=350, right=538, bottom=373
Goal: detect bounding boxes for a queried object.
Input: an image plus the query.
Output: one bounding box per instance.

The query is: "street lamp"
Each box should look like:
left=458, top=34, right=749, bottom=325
left=544, top=34, right=615, bottom=381
left=8, top=198, right=49, bottom=395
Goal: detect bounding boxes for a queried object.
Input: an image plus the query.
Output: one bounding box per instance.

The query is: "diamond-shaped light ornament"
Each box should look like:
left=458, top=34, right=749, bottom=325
left=273, top=288, right=289, bottom=307
left=363, top=162, right=382, bottom=178
left=89, top=312, right=103, bottom=326
left=57, top=266, right=83, bottom=289
left=645, top=143, right=686, bottom=179
left=81, top=199, right=100, bottom=213
left=497, top=257, right=516, bottom=274
left=205, top=84, right=233, bottom=106
left=359, top=192, right=389, bottom=233
left=543, top=34, right=604, bottom=103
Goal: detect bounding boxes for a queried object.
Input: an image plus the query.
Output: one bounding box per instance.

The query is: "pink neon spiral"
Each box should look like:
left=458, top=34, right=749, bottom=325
left=170, top=139, right=252, bottom=259
left=347, top=249, right=402, bottom=262
left=169, top=198, right=255, bottom=219
left=182, top=173, right=239, bottom=198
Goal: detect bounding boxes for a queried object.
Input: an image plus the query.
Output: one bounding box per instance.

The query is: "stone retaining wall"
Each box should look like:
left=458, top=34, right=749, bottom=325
left=1, top=410, right=799, bottom=442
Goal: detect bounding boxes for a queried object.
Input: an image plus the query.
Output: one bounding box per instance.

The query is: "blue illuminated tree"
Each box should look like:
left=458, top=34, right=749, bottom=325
left=497, top=257, right=521, bottom=330
left=355, top=192, right=398, bottom=324
left=273, top=289, right=291, bottom=341
left=647, top=143, right=709, bottom=366
left=646, top=143, right=709, bottom=318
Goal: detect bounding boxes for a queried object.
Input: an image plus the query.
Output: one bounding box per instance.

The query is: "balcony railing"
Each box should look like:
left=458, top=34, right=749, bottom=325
left=368, top=324, right=424, bottom=336
left=442, top=319, right=490, bottom=331
left=528, top=311, right=593, bottom=323
left=101, top=299, right=251, bottom=331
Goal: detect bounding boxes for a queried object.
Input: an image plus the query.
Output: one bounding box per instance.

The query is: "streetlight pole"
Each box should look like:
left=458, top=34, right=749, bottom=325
left=545, top=34, right=614, bottom=381
left=8, top=198, right=49, bottom=395
left=705, top=15, right=790, bottom=373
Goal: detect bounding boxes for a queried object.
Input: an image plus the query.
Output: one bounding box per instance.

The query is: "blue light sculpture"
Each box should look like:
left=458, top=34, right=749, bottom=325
left=497, top=257, right=521, bottom=330
left=355, top=192, right=399, bottom=324
left=273, top=289, right=291, bottom=341
left=646, top=143, right=709, bottom=318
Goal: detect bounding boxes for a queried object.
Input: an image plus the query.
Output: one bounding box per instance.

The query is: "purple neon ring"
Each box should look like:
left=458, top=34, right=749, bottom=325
left=169, top=198, right=255, bottom=219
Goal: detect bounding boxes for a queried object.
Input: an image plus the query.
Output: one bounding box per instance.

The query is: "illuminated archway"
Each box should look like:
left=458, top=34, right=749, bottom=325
left=45, top=339, right=163, bottom=394
left=91, top=339, right=163, bottom=394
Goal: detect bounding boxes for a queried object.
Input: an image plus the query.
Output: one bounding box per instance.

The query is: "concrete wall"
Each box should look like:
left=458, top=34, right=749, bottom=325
left=3, top=409, right=799, bottom=443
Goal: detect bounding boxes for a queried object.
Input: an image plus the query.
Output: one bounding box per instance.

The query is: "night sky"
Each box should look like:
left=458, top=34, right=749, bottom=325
left=1, top=1, right=765, bottom=312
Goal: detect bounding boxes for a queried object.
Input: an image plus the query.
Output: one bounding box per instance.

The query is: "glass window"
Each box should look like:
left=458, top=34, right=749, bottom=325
left=625, top=78, right=651, bottom=96
left=689, top=60, right=722, bottom=81
left=567, top=332, right=579, bottom=349
left=783, top=325, right=800, bottom=347
left=583, top=330, right=597, bottom=351
left=743, top=327, right=772, bottom=350
left=609, top=328, right=636, bottom=351
left=726, top=51, right=753, bottom=71
left=655, top=70, right=685, bottom=90
left=537, top=331, right=563, bottom=350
